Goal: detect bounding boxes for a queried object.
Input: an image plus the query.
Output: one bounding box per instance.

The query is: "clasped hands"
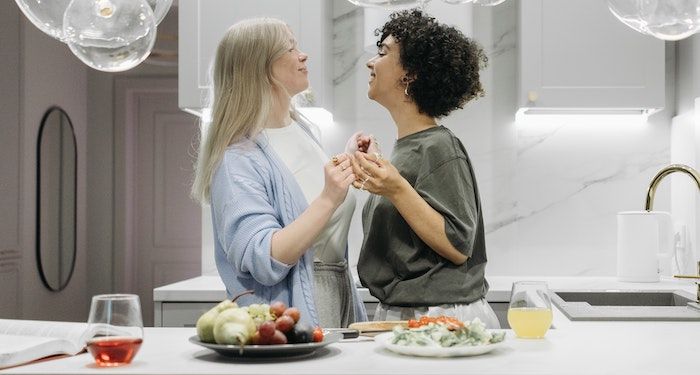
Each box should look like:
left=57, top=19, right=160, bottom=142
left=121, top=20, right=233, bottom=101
left=331, top=131, right=405, bottom=197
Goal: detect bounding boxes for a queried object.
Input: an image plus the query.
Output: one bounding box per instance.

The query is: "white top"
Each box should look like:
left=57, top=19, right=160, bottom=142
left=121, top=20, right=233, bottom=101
left=4, top=319, right=698, bottom=374
left=262, top=122, right=356, bottom=264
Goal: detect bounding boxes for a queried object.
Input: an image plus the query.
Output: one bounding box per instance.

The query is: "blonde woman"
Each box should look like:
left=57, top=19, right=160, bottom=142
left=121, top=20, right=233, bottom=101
left=192, top=18, right=367, bottom=327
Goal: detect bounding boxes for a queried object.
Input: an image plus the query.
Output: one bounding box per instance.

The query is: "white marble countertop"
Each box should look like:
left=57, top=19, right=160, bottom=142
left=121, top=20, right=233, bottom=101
left=2, top=315, right=698, bottom=375
left=153, top=275, right=699, bottom=303
left=3, top=277, right=698, bottom=374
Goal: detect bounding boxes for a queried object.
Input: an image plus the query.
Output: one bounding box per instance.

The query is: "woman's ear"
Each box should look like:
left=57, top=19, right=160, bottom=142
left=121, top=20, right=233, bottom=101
left=401, top=75, right=416, bottom=84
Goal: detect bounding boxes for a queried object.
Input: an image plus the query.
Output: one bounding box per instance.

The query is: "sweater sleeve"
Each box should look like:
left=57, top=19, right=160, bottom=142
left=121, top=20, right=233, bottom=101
left=414, top=157, right=479, bottom=257
left=214, top=155, right=294, bottom=287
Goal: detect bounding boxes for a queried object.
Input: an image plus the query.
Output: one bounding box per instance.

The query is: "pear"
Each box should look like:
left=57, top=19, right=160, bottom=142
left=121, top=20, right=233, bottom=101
left=196, top=299, right=236, bottom=343
left=213, top=308, right=256, bottom=345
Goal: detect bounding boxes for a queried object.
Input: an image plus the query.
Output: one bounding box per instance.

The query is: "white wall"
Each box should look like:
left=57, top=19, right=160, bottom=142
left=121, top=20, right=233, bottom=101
left=332, top=0, right=675, bottom=277
left=11, top=7, right=89, bottom=320
left=670, top=34, right=700, bottom=275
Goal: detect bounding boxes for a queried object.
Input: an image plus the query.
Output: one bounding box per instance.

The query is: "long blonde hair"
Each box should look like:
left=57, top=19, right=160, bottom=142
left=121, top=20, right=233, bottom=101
left=191, top=18, right=292, bottom=204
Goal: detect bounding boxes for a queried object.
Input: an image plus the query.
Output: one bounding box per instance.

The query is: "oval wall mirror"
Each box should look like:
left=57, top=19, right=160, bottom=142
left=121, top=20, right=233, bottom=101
left=36, top=106, right=77, bottom=292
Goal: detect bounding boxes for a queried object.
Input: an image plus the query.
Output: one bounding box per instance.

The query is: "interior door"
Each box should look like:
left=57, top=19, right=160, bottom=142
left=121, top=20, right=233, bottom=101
left=116, top=78, right=201, bottom=326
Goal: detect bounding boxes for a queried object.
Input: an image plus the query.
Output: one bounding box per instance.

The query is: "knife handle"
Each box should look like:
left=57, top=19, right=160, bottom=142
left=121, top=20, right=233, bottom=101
left=323, top=328, right=360, bottom=339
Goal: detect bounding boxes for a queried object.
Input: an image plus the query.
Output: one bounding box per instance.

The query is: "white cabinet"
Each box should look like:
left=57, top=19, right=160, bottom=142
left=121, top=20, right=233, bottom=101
left=518, top=0, right=664, bottom=112
left=178, top=0, right=332, bottom=112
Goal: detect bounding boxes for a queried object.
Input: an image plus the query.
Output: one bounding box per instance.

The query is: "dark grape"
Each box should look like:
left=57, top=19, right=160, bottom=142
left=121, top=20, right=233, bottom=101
left=270, top=329, right=288, bottom=345
left=283, top=307, right=301, bottom=323
left=258, top=320, right=276, bottom=338
left=275, top=315, right=295, bottom=333
left=270, top=301, right=286, bottom=318
left=287, top=322, right=313, bottom=344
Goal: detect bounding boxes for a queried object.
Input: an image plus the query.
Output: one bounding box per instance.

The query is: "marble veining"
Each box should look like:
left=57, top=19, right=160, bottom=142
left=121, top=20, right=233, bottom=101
left=331, top=0, right=671, bottom=276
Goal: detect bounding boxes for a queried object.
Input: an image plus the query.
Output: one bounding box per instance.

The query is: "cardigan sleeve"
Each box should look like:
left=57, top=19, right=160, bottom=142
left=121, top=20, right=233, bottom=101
left=213, top=154, right=294, bottom=287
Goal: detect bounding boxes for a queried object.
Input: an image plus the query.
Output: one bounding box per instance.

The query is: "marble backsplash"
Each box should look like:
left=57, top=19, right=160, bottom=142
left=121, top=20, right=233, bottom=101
left=328, top=0, right=672, bottom=277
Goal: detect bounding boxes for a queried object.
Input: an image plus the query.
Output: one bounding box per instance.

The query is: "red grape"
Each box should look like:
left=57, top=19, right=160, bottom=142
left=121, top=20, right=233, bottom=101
left=258, top=320, right=276, bottom=338
left=270, top=329, right=288, bottom=345
left=251, top=332, right=270, bottom=345
left=270, top=301, right=286, bottom=318
left=283, top=307, right=300, bottom=323
left=275, top=315, right=295, bottom=333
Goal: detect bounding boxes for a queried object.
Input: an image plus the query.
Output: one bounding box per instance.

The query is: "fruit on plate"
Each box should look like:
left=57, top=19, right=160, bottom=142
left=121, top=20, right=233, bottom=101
left=195, top=299, right=237, bottom=343
left=195, top=290, right=253, bottom=343
left=287, top=322, right=314, bottom=344
left=213, top=307, right=257, bottom=345
left=195, top=291, right=322, bottom=346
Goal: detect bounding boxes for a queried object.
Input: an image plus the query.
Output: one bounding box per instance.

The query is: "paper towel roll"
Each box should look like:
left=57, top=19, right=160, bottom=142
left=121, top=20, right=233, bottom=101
left=617, top=211, right=672, bottom=283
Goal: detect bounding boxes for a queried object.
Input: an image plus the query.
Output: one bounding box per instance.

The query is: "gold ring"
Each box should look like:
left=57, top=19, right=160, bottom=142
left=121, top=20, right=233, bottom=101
left=332, top=155, right=339, bottom=166
left=362, top=176, right=370, bottom=183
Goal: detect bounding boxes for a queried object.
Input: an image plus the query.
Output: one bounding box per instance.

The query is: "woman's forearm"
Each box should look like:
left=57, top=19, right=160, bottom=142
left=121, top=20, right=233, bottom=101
left=269, top=195, right=337, bottom=265
left=387, top=179, right=468, bottom=265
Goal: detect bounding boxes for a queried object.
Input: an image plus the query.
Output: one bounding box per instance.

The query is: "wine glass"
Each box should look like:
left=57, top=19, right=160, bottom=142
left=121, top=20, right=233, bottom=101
left=85, top=294, right=144, bottom=367
left=507, top=281, right=553, bottom=339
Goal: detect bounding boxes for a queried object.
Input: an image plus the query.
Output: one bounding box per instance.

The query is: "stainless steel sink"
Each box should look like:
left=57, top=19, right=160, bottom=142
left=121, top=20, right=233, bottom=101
left=555, top=291, right=692, bottom=306
left=551, top=290, right=700, bottom=321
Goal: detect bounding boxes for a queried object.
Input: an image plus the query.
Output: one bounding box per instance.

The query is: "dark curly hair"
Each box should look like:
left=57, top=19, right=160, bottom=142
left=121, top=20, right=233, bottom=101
left=376, top=9, right=488, bottom=118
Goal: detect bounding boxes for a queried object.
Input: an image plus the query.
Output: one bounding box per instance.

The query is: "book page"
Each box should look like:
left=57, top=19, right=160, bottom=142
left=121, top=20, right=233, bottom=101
left=0, top=319, right=87, bottom=349
left=0, top=334, right=80, bottom=369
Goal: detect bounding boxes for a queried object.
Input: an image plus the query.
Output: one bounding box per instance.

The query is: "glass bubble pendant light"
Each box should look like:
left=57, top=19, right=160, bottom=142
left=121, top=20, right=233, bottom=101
left=145, top=0, right=173, bottom=25
left=473, top=0, right=507, bottom=5
left=63, top=0, right=157, bottom=72
left=347, top=0, right=431, bottom=9
left=608, top=0, right=700, bottom=41
left=14, top=0, right=72, bottom=42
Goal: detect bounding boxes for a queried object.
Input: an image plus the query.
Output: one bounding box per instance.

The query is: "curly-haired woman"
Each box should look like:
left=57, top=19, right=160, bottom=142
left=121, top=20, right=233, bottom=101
left=351, top=9, right=499, bottom=327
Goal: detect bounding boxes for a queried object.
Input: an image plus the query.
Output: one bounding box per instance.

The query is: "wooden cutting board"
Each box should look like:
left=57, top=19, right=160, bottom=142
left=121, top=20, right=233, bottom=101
left=348, top=321, right=408, bottom=337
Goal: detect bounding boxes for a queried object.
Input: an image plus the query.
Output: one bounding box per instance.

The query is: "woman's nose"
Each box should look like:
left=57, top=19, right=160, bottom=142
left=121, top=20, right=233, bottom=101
left=299, top=52, right=308, bottom=62
left=366, top=57, right=375, bottom=68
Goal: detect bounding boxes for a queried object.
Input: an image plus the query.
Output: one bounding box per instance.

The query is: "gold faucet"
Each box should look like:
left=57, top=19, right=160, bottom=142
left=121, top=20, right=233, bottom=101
left=673, top=261, right=700, bottom=303
left=647, top=164, right=700, bottom=302
left=645, top=164, right=700, bottom=211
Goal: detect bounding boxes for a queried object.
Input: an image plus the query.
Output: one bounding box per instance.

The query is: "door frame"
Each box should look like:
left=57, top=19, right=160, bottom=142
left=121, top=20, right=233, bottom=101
left=113, top=77, right=178, bottom=293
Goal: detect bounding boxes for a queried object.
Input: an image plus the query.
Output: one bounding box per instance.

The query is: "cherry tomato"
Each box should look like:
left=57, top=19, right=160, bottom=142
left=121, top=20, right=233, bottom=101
left=312, top=327, right=324, bottom=342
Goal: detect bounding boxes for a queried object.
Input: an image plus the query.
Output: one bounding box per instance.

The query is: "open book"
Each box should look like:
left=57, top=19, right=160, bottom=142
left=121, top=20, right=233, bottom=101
left=0, top=319, right=88, bottom=369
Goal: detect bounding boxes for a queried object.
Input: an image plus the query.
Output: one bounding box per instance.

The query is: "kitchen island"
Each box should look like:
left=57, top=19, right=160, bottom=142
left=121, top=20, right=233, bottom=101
left=2, top=276, right=698, bottom=375
left=1, top=315, right=697, bottom=375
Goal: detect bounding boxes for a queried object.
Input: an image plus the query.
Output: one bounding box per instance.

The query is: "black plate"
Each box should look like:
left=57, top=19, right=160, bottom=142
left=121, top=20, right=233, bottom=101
left=189, top=331, right=342, bottom=358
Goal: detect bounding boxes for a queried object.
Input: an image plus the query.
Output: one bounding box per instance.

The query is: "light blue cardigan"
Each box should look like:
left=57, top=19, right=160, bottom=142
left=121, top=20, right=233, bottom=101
left=210, top=135, right=367, bottom=327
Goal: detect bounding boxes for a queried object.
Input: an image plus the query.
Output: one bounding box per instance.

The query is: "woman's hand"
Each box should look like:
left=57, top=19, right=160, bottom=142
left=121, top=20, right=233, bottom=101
left=351, top=151, right=408, bottom=198
left=345, top=131, right=381, bottom=155
left=321, top=153, right=356, bottom=207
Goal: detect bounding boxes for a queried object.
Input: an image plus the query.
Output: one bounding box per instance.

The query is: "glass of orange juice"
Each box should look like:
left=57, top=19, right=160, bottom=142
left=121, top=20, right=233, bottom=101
left=507, top=281, right=553, bottom=339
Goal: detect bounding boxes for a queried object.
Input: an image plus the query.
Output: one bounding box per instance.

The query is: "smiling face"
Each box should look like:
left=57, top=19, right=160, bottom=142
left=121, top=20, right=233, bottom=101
left=366, top=35, right=408, bottom=108
left=271, top=32, right=309, bottom=97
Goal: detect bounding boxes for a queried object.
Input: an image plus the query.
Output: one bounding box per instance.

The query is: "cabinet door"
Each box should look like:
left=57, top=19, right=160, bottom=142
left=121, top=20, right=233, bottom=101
left=0, top=0, right=21, bottom=319
left=179, top=0, right=331, bottom=111
left=0, top=254, right=21, bottom=318
left=160, top=302, right=217, bottom=327
left=519, top=0, right=664, bottom=111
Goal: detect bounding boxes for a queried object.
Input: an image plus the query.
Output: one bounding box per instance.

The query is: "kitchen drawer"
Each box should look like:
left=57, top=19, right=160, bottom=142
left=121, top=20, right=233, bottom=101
left=157, top=302, right=217, bottom=327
